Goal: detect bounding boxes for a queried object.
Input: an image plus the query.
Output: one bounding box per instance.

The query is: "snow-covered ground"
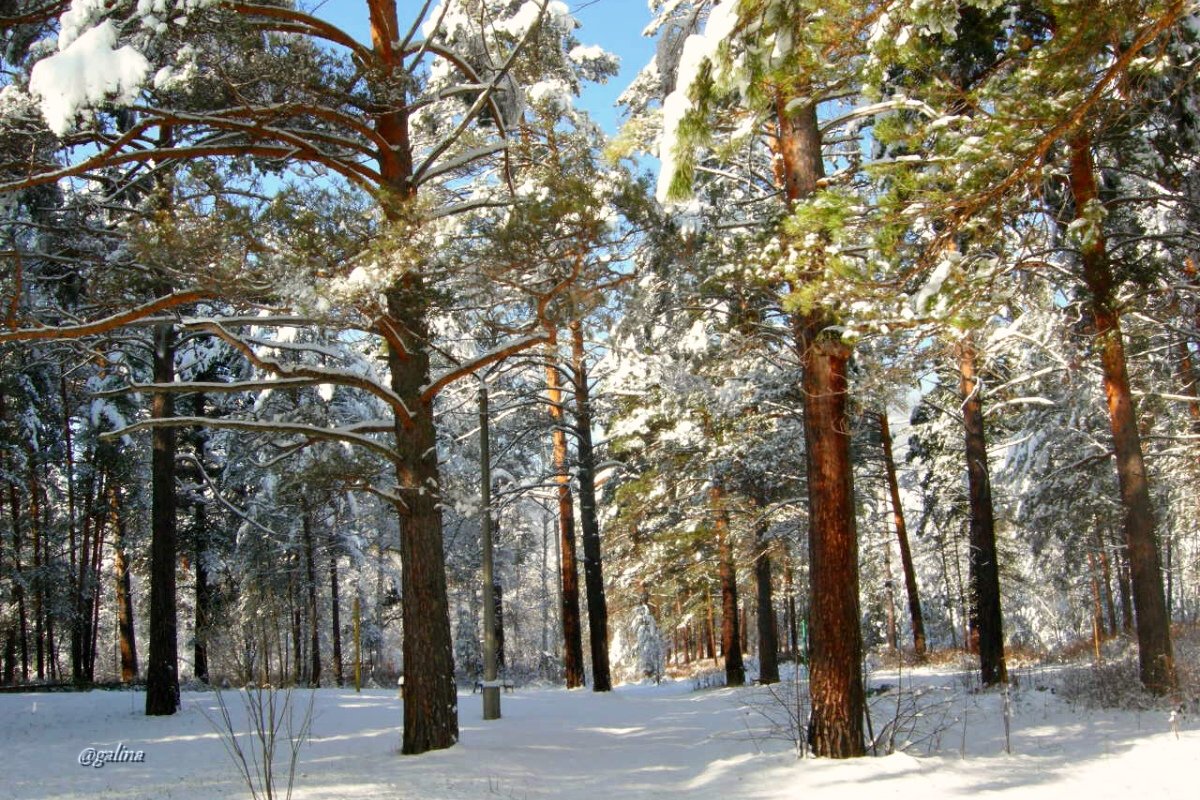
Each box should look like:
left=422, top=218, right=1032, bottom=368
left=1, top=666, right=1195, bottom=799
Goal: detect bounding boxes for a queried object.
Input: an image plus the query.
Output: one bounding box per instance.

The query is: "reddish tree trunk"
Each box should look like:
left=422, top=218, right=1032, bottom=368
left=711, top=484, right=744, bottom=687
left=778, top=96, right=865, bottom=758
left=111, top=486, right=138, bottom=683
left=1069, top=133, right=1176, bottom=694
left=369, top=1, right=457, bottom=752
left=879, top=412, right=927, bottom=657
left=544, top=329, right=585, bottom=689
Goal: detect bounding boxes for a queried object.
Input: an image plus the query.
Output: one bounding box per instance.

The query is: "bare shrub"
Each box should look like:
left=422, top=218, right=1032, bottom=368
left=200, top=685, right=316, bottom=800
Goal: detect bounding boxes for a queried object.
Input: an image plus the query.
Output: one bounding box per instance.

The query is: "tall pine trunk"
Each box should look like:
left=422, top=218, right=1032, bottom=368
left=879, top=412, right=927, bottom=656
left=146, top=322, right=179, bottom=715
left=1068, top=133, right=1175, bottom=693
left=366, top=0, right=458, bottom=753
left=710, top=483, right=744, bottom=687
left=384, top=282, right=459, bottom=753
left=570, top=321, right=611, bottom=692
left=957, top=337, right=1007, bottom=686
left=544, top=329, right=585, bottom=688
left=777, top=96, right=865, bottom=758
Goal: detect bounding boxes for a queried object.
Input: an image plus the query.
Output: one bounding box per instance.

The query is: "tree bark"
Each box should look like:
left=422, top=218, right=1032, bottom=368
left=544, top=329, right=585, bottom=688
left=29, top=466, right=44, bottom=681
left=8, top=479, right=28, bottom=682
left=750, top=497, right=780, bottom=684
left=146, top=322, right=179, bottom=715
left=329, top=542, right=343, bottom=686
left=384, top=283, right=459, bottom=753
left=368, top=0, right=457, bottom=753
left=111, top=485, right=138, bottom=683
left=777, top=95, right=865, bottom=758
left=957, top=336, right=1007, bottom=687
left=1068, top=132, right=1176, bottom=693
left=302, top=501, right=321, bottom=687
left=1094, top=520, right=1118, bottom=637
left=570, top=321, right=611, bottom=692
left=711, top=483, right=745, bottom=687
left=193, top=497, right=210, bottom=684
left=190, top=392, right=211, bottom=685
left=879, top=412, right=927, bottom=657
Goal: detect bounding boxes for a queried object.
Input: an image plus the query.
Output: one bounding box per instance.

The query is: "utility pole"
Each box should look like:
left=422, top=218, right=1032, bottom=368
left=480, top=384, right=500, bottom=720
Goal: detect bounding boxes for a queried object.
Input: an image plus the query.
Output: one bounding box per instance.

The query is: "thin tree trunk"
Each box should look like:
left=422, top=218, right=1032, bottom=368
left=1089, top=550, right=1105, bottom=659
left=301, top=501, right=321, bottom=687
left=752, top=505, right=780, bottom=684
left=111, top=485, right=138, bottom=682
left=1094, top=521, right=1118, bottom=637
left=29, top=466, right=44, bottom=681
left=60, top=375, right=85, bottom=685
left=784, top=560, right=799, bottom=660
left=290, top=571, right=302, bottom=686
left=146, top=322, right=179, bottom=715
left=704, top=593, right=717, bottom=663
left=12, top=489, right=26, bottom=682
left=879, top=412, right=927, bottom=656
left=190, top=392, right=211, bottom=685
left=543, top=329, right=585, bottom=689
left=87, top=513, right=104, bottom=681
left=1115, top=538, right=1134, bottom=634
left=958, top=336, right=1007, bottom=686
left=329, top=541, right=343, bottom=687
left=776, top=94, right=865, bottom=758
left=570, top=321, right=611, bottom=692
left=711, top=484, right=745, bottom=687
left=1069, top=132, right=1176, bottom=694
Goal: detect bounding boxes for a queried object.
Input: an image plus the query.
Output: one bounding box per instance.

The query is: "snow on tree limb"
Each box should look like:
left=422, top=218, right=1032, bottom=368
left=0, top=290, right=213, bottom=342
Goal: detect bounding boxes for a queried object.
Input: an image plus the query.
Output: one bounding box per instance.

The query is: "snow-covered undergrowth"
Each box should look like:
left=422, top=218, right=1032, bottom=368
left=1, top=662, right=1196, bottom=800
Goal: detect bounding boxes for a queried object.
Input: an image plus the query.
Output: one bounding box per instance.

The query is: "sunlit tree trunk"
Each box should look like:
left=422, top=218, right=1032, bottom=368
left=1069, top=132, right=1176, bottom=694
left=370, top=1, right=458, bottom=752
left=543, top=328, right=585, bottom=688
left=777, top=95, right=865, bottom=758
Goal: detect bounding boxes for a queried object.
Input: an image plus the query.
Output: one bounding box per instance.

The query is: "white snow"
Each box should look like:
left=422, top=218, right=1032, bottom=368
left=526, top=78, right=573, bottom=113
left=29, top=20, right=150, bottom=135
left=912, top=252, right=956, bottom=314
left=495, top=0, right=572, bottom=36
left=655, top=0, right=743, bottom=204
left=0, top=667, right=1195, bottom=799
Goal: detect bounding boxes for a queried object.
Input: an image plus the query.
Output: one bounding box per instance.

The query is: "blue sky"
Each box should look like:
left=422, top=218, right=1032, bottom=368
left=569, top=0, right=656, bottom=132
left=317, top=0, right=656, bottom=134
